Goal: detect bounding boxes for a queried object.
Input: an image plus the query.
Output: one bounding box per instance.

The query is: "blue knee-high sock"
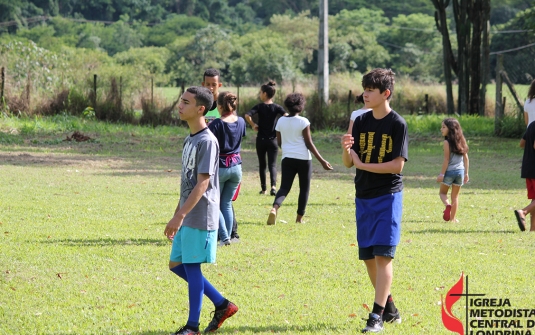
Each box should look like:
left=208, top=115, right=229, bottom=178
left=170, top=264, right=187, bottom=280
left=183, top=263, right=203, bottom=328
left=170, top=264, right=225, bottom=308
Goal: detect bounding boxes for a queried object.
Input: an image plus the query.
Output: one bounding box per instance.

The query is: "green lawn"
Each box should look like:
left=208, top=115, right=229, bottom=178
left=1, top=115, right=533, bottom=335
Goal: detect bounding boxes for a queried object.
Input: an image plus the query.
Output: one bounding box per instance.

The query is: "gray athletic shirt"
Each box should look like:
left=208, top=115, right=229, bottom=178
left=180, top=128, right=220, bottom=231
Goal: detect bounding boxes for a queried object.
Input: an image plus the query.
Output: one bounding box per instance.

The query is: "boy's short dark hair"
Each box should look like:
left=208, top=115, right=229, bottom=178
left=186, top=86, right=214, bottom=116
left=203, top=68, right=220, bottom=82
left=362, top=68, right=395, bottom=101
left=284, top=92, right=306, bottom=115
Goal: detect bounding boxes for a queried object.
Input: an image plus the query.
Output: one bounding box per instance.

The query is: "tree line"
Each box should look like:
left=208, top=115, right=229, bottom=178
left=0, top=0, right=533, bottom=105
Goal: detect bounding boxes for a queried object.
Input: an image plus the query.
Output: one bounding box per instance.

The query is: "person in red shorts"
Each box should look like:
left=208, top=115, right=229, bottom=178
left=515, top=121, right=535, bottom=232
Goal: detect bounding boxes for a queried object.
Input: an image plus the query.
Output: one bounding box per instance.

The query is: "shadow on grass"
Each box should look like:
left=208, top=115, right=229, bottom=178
left=88, top=323, right=344, bottom=334
left=40, top=237, right=170, bottom=246
left=408, top=228, right=518, bottom=234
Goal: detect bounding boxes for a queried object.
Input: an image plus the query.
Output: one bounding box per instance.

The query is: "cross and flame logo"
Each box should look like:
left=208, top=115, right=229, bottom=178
left=441, top=272, right=465, bottom=335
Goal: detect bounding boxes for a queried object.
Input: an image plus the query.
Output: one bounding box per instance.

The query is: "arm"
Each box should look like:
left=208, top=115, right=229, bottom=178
left=520, top=138, right=526, bottom=148
left=303, top=126, right=332, bottom=170
left=346, top=120, right=354, bottom=134
left=463, top=153, right=469, bottom=184
left=276, top=131, right=281, bottom=148
left=525, top=111, right=529, bottom=126
left=341, top=133, right=354, bottom=168
left=349, top=151, right=405, bottom=174
left=437, top=140, right=450, bottom=183
left=164, top=173, right=210, bottom=238
left=244, top=114, right=259, bottom=132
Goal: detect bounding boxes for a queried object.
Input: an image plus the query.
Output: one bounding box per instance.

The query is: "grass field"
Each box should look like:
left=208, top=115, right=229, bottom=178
left=1, top=115, right=534, bottom=335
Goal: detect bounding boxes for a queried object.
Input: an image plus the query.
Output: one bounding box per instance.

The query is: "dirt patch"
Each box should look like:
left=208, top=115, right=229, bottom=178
left=0, top=152, right=126, bottom=168
left=64, top=131, right=93, bottom=142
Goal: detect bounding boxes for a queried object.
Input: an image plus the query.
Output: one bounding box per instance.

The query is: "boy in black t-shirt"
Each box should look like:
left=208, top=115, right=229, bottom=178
left=341, top=68, right=408, bottom=333
left=515, top=121, right=535, bottom=231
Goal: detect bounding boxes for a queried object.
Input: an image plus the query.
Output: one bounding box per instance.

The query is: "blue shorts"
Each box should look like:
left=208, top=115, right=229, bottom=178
left=442, top=169, right=464, bottom=186
left=170, top=226, right=217, bottom=264
left=355, top=192, right=402, bottom=252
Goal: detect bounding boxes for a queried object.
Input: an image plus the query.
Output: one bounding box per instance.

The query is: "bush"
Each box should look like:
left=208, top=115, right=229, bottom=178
left=497, top=115, right=525, bottom=138
left=139, top=94, right=179, bottom=126
left=94, top=77, right=134, bottom=123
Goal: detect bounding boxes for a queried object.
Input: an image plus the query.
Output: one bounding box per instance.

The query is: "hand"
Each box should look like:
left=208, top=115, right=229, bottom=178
left=341, top=133, right=354, bottom=152
left=350, top=149, right=362, bottom=168
left=321, top=160, right=333, bottom=170
left=253, top=124, right=259, bottom=132
left=164, top=215, right=184, bottom=240
left=464, top=174, right=469, bottom=184
left=436, top=174, right=444, bottom=183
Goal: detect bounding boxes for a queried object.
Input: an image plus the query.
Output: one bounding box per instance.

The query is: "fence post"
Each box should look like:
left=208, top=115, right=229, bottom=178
left=494, top=54, right=503, bottom=134
left=119, top=76, right=123, bottom=110
left=93, top=74, right=97, bottom=109
left=1, top=67, right=4, bottom=103
left=425, top=94, right=429, bottom=114
left=237, top=85, right=240, bottom=114
left=26, top=72, right=31, bottom=111
left=151, top=77, right=154, bottom=105
left=347, top=90, right=352, bottom=114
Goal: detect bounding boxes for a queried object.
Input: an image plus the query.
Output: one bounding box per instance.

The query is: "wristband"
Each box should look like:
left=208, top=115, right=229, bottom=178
left=438, top=174, right=444, bottom=177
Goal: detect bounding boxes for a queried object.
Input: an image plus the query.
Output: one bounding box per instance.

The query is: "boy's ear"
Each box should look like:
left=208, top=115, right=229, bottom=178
left=198, top=105, right=206, bottom=114
left=218, top=82, right=222, bottom=88
left=383, top=89, right=391, bottom=99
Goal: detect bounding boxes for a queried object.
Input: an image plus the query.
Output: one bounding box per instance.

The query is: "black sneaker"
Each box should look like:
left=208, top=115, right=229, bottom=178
left=204, top=301, right=238, bottom=333
left=362, top=313, right=384, bottom=333
left=382, top=309, right=401, bottom=324
left=173, top=325, right=200, bottom=335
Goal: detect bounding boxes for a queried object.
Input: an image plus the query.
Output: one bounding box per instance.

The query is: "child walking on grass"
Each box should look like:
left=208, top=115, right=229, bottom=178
left=437, top=118, right=469, bottom=222
left=245, top=80, right=287, bottom=196
left=267, top=92, right=332, bottom=225
left=208, top=91, right=246, bottom=245
left=164, top=86, right=237, bottom=335
left=514, top=121, right=535, bottom=232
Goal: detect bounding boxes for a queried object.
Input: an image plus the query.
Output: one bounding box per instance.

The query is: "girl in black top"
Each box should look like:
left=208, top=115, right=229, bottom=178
left=245, top=81, right=287, bottom=195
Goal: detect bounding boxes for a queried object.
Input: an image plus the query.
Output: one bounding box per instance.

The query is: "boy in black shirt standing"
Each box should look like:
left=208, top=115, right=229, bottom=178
left=341, top=68, right=408, bottom=333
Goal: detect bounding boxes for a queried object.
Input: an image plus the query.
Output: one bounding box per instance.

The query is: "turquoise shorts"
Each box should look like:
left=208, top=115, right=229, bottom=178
left=169, top=226, right=217, bottom=264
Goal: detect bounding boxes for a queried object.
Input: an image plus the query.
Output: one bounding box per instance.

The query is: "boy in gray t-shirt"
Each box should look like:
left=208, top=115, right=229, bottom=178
left=164, top=86, right=238, bottom=335
left=180, top=129, right=220, bottom=231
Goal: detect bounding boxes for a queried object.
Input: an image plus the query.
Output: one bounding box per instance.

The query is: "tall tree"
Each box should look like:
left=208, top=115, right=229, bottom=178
left=479, top=0, right=491, bottom=116
left=453, top=0, right=470, bottom=115
left=432, top=0, right=455, bottom=115
left=433, top=0, right=491, bottom=116
left=318, top=0, right=328, bottom=104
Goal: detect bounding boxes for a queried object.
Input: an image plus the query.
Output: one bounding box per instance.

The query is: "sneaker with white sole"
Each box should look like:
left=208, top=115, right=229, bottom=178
left=362, top=313, right=384, bottom=333
left=172, top=325, right=200, bottom=335
left=382, top=309, right=401, bottom=324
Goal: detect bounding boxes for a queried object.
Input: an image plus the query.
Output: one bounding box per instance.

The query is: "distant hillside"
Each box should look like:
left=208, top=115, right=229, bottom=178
left=1, top=0, right=529, bottom=31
